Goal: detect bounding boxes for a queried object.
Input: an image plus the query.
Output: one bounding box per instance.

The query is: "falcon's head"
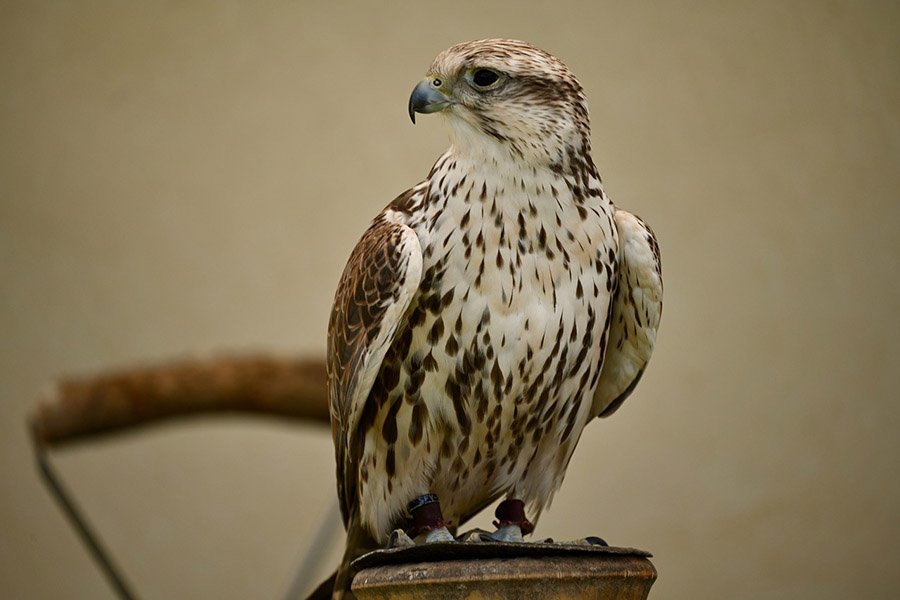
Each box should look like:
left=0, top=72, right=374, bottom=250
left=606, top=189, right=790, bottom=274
left=409, top=39, right=591, bottom=169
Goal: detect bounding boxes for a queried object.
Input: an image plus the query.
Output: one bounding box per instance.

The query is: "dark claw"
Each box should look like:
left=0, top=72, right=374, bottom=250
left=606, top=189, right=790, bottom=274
left=585, top=535, right=608, bottom=546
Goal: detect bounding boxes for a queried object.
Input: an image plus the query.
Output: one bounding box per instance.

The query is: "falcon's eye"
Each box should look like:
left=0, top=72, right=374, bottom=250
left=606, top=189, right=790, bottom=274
left=471, top=68, right=501, bottom=89
left=431, top=78, right=442, bottom=88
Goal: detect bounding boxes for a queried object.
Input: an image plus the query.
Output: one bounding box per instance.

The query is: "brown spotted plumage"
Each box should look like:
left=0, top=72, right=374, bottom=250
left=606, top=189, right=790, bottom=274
left=323, top=39, right=662, bottom=598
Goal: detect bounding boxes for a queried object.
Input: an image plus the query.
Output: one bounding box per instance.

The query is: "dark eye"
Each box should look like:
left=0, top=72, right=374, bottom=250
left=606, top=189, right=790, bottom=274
left=472, top=69, right=500, bottom=88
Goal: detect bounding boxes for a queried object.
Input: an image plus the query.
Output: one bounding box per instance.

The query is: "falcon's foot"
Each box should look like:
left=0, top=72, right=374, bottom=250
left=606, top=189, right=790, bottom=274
left=387, top=529, right=415, bottom=548
left=457, top=498, right=535, bottom=543
left=387, top=525, right=453, bottom=548
left=406, top=493, right=455, bottom=544
left=492, top=498, right=534, bottom=537
left=457, top=524, right=525, bottom=543
left=486, top=523, right=526, bottom=542
left=418, top=526, right=455, bottom=544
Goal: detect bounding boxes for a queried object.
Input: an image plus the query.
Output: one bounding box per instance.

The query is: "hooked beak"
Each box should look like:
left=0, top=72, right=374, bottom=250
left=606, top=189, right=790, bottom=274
left=408, top=79, right=454, bottom=124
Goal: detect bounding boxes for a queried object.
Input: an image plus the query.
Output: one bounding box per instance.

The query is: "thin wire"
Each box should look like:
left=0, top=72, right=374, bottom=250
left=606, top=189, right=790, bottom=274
left=33, top=439, right=138, bottom=600
left=284, top=500, right=342, bottom=600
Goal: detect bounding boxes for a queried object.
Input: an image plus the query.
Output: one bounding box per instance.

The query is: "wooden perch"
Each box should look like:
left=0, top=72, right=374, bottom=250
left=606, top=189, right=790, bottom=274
left=30, top=355, right=330, bottom=447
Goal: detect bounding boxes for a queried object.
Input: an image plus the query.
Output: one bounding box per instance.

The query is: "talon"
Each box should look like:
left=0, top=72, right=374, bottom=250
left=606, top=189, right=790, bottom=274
left=420, top=526, right=454, bottom=544
left=387, top=529, right=415, bottom=548
left=486, top=523, right=524, bottom=542
left=456, top=528, right=492, bottom=542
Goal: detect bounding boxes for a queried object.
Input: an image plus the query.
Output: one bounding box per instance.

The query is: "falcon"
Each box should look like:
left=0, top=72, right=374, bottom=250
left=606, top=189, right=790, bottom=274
left=322, top=39, right=662, bottom=598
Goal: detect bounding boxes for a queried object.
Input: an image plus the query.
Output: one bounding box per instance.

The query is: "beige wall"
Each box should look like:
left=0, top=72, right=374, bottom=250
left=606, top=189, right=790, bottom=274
left=2, top=1, right=899, bottom=598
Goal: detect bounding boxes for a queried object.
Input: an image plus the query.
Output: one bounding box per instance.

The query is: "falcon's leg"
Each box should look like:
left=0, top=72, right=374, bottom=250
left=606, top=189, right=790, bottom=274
left=488, top=498, right=534, bottom=542
left=456, top=498, right=536, bottom=543
left=407, top=493, right=454, bottom=543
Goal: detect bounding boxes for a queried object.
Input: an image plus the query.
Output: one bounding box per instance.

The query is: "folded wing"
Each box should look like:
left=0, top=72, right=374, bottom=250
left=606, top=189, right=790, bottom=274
left=326, top=214, right=423, bottom=525
left=591, top=210, right=663, bottom=419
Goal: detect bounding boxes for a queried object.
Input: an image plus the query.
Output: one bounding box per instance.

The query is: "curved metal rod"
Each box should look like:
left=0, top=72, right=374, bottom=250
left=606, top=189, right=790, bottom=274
left=32, top=431, right=138, bottom=600
left=284, top=501, right=342, bottom=600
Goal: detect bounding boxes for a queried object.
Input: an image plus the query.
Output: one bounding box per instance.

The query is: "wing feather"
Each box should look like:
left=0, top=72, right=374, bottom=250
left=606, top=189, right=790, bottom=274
left=591, top=209, right=663, bottom=419
left=327, top=212, right=423, bottom=525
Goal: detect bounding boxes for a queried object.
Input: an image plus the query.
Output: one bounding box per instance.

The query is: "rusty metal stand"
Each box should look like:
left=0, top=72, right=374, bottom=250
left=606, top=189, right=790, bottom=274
left=351, top=541, right=657, bottom=599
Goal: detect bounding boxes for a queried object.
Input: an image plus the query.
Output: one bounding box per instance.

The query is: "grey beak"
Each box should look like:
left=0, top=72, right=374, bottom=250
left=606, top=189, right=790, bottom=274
left=408, top=80, right=453, bottom=124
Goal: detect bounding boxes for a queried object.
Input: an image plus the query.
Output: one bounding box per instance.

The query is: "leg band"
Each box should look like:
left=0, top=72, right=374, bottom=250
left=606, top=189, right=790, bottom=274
left=407, top=493, right=448, bottom=536
left=407, top=493, right=440, bottom=513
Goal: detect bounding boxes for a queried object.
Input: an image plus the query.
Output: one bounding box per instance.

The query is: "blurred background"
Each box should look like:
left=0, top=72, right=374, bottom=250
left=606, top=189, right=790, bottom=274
left=2, top=1, right=899, bottom=598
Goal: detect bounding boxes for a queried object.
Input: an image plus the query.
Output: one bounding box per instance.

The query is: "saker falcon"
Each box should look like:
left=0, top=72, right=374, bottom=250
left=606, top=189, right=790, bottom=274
left=322, top=39, right=662, bottom=598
